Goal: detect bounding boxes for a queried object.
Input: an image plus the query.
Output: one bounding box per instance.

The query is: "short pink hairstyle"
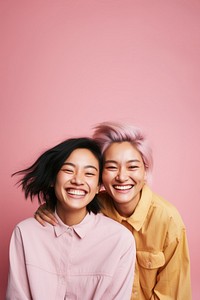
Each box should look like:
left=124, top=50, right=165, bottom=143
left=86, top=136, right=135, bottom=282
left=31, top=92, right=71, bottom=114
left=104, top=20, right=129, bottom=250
left=93, top=121, right=153, bottom=177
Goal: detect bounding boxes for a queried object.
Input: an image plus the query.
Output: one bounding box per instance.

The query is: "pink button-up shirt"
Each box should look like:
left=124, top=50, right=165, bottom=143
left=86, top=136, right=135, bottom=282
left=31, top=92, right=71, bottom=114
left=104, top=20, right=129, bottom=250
left=6, top=212, right=136, bottom=300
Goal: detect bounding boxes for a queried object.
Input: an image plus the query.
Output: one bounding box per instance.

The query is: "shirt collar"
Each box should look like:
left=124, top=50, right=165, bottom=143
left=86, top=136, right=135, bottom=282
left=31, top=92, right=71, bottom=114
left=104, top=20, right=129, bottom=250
left=54, top=211, right=96, bottom=239
left=99, top=185, right=152, bottom=231
left=126, top=185, right=152, bottom=231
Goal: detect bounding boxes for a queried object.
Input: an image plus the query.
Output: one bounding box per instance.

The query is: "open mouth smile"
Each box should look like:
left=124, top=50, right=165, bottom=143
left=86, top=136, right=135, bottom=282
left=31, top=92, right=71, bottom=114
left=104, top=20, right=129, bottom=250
left=113, top=185, right=133, bottom=191
left=66, top=188, right=87, bottom=196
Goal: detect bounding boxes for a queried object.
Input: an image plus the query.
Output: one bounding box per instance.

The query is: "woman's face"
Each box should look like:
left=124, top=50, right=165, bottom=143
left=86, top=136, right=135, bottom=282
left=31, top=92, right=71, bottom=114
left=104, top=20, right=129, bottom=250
left=55, top=148, right=100, bottom=215
left=102, top=142, right=146, bottom=207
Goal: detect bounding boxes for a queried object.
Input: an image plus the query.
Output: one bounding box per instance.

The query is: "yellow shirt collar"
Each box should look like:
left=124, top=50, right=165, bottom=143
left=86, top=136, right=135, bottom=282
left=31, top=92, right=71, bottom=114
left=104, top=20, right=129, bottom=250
left=99, top=185, right=152, bottom=231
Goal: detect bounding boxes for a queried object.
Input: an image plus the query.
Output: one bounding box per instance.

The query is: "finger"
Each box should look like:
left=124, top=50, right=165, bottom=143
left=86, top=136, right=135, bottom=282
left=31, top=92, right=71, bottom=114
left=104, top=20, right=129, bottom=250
left=34, top=212, right=47, bottom=227
left=36, top=209, right=58, bottom=226
left=40, top=208, right=58, bottom=224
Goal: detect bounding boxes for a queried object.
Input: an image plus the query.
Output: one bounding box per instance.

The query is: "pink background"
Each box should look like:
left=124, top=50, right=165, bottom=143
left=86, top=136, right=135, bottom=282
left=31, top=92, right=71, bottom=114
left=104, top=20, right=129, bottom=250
left=1, top=1, right=200, bottom=298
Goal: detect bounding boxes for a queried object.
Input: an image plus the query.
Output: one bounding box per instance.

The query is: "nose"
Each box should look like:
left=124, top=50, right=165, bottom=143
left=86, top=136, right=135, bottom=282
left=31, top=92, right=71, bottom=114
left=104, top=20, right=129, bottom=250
left=115, top=167, right=128, bottom=182
left=70, top=172, right=84, bottom=185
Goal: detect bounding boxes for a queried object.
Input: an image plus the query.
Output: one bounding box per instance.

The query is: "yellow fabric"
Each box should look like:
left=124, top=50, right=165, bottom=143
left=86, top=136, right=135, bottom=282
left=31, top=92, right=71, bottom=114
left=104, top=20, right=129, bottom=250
left=99, top=185, right=192, bottom=300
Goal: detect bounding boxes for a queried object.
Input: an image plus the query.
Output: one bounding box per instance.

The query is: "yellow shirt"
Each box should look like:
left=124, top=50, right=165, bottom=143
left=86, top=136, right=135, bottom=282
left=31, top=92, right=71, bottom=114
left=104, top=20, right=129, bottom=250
left=99, top=185, right=192, bottom=300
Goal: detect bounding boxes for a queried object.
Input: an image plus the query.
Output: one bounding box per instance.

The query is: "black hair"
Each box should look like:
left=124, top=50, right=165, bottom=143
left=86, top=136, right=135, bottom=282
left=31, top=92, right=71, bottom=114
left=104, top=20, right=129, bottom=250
left=13, top=137, right=103, bottom=214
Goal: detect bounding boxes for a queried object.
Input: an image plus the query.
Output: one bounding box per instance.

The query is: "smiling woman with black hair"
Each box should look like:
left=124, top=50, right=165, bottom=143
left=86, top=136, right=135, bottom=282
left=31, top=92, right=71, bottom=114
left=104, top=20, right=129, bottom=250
left=6, top=137, right=136, bottom=300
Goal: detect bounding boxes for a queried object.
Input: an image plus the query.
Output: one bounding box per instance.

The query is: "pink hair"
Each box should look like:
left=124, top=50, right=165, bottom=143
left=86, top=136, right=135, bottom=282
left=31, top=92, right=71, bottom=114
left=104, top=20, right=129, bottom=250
left=92, top=121, right=153, bottom=177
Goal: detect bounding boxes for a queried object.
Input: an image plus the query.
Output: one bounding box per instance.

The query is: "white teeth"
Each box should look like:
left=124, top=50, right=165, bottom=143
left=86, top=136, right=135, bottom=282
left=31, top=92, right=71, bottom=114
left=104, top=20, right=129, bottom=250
left=114, top=185, right=132, bottom=190
left=67, top=189, right=86, bottom=196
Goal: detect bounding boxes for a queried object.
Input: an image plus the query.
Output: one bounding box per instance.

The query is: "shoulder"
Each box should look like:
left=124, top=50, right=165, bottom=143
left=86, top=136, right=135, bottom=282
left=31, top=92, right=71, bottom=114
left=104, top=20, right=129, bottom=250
left=95, top=213, right=135, bottom=242
left=147, top=188, right=186, bottom=234
left=16, top=217, right=42, bottom=227
left=14, top=217, right=51, bottom=235
left=153, top=191, right=183, bottom=219
left=95, top=212, right=120, bottom=227
left=10, top=218, right=39, bottom=243
left=142, top=186, right=187, bottom=243
left=15, top=217, right=36, bottom=229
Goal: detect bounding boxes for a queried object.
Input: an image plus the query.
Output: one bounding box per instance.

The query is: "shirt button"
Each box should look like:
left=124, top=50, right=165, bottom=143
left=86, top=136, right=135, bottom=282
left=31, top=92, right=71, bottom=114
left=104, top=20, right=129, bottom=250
left=68, top=228, right=73, bottom=236
left=60, top=276, right=65, bottom=284
left=133, top=291, right=138, bottom=298
left=147, top=261, right=152, bottom=268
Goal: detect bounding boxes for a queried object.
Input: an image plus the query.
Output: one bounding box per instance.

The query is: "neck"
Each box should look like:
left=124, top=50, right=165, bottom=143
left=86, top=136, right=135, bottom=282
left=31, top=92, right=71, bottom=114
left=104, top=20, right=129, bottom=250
left=56, top=205, right=87, bottom=226
left=113, top=193, right=141, bottom=218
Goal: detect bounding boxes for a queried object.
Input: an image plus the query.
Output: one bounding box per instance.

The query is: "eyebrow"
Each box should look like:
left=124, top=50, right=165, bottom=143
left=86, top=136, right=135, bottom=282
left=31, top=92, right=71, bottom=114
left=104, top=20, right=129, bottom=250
left=62, top=162, right=98, bottom=171
left=104, top=159, right=141, bottom=164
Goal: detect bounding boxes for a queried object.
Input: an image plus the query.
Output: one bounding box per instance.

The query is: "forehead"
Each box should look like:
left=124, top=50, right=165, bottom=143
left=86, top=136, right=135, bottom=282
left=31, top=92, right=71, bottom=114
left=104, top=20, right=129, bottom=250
left=104, top=142, right=142, bottom=161
left=65, top=148, right=99, bottom=167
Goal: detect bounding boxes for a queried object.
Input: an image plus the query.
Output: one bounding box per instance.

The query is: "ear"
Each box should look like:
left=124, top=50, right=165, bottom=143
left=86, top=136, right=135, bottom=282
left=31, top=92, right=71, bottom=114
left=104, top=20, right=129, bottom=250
left=99, top=184, right=106, bottom=192
left=96, top=184, right=101, bottom=194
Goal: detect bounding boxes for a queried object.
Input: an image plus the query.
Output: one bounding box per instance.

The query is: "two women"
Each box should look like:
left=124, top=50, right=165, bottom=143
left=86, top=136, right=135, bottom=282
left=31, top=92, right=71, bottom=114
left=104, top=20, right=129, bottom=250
left=6, top=137, right=136, bottom=300
left=36, top=122, right=192, bottom=299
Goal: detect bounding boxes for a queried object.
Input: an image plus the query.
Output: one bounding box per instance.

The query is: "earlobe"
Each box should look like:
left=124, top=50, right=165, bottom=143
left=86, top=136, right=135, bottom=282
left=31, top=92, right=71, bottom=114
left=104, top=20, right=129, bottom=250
left=96, top=185, right=101, bottom=194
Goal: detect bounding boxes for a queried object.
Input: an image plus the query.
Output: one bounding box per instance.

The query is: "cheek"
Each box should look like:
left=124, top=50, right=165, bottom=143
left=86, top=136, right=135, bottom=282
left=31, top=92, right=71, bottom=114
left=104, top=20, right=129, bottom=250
left=56, top=173, right=71, bottom=185
left=54, top=185, right=61, bottom=202
left=88, top=177, right=99, bottom=191
left=135, top=171, right=146, bottom=181
left=102, top=173, right=112, bottom=187
left=54, top=178, right=63, bottom=190
left=54, top=176, right=66, bottom=197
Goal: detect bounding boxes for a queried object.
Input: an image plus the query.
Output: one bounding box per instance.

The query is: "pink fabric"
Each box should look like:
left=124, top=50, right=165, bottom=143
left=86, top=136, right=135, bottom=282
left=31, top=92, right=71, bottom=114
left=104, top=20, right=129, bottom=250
left=6, top=212, right=135, bottom=300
